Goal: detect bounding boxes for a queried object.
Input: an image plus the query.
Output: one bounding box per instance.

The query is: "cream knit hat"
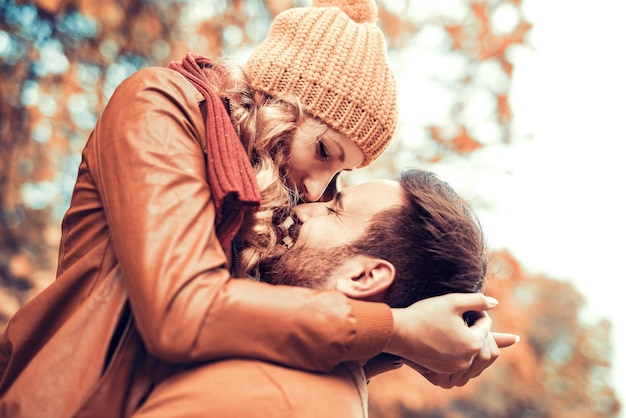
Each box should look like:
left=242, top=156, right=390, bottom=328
left=244, top=0, right=397, bottom=167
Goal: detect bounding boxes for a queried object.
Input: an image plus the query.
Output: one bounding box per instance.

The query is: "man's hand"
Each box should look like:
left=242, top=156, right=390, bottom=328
left=401, top=331, right=519, bottom=388
left=384, top=293, right=519, bottom=376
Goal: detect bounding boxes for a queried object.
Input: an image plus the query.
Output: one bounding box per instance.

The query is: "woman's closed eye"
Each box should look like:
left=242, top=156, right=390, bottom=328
left=317, top=140, right=329, bottom=160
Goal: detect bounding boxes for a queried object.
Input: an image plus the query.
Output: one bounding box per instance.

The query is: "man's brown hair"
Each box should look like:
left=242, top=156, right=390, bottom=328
left=349, top=169, right=487, bottom=308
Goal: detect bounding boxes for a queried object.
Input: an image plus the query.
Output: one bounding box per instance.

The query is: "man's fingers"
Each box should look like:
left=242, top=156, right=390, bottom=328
left=492, top=332, right=520, bottom=348
left=458, top=336, right=498, bottom=383
left=450, top=293, right=499, bottom=314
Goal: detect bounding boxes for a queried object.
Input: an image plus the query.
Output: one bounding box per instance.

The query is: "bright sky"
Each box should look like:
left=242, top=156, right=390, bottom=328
left=474, top=0, right=626, bottom=412
left=385, top=0, right=626, bottom=413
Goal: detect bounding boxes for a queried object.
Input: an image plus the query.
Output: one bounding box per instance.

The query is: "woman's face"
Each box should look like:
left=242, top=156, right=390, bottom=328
left=287, top=117, right=364, bottom=202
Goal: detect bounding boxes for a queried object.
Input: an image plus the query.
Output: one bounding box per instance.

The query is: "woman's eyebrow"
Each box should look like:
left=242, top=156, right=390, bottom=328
left=329, top=136, right=346, bottom=162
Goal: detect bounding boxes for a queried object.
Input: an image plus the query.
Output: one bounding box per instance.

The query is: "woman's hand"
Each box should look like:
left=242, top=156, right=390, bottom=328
left=384, top=293, right=519, bottom=377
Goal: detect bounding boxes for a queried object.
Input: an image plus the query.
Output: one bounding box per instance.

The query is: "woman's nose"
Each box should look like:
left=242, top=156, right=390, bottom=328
left=303, top=172, right=336, bottom=202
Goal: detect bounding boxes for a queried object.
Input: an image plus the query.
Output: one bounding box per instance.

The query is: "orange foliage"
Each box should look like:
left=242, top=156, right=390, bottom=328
left=25, top=0, right=67, bottom=14
left=445, top=24, right=466, bottom=50
left=497, top=93, right=512, bottom=125
left=471, top=2, right=532, bottom=75
left=429, top=126, right=483, bottom=154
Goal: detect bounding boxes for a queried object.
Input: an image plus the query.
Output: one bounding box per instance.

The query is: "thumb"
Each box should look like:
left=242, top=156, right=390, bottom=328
left=451, top=293, right=499, bottom=314
left=492, top=332, right=520, bottom=348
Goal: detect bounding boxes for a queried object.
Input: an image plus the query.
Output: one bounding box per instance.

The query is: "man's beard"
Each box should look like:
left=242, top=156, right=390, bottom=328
left=259, top=244, right=354, bottom=289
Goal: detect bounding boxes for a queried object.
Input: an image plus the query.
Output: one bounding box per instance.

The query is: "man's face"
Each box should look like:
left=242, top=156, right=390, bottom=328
left=261, top=180, right=402, bottom=288
left=292, top=179, right=402, bottom=250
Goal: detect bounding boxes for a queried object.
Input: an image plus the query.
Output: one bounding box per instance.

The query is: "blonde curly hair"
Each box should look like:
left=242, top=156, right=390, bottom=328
left=205, top=59, right=326, bottom=278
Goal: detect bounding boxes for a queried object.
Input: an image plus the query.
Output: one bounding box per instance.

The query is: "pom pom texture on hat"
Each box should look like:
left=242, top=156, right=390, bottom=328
left=313, top=0, right=378, bottom=23
left=244, top=0, right=397, bottom=167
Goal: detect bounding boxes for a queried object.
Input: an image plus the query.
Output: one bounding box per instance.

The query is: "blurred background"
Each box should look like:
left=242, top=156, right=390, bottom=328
left=0, top=0, right=624, bottom=417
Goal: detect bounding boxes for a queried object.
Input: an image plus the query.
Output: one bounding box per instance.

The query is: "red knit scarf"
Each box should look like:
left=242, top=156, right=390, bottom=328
left=168, top=53, right=260, bottom=248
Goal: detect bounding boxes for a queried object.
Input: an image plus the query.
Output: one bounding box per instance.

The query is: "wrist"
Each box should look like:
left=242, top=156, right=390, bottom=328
left=383, top=308, right=406, bottom=356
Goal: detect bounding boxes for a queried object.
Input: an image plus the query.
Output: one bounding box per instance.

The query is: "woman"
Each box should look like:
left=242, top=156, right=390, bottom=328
left=0, top=1, right=505, bottom=416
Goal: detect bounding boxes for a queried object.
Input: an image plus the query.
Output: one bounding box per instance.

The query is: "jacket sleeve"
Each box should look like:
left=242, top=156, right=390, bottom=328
left=0, top=333, right=9, bottom=380
left=88, top=67, right=393, bottom=372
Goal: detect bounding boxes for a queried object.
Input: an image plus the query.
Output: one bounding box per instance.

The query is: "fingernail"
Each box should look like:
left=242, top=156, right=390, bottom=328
left=514, top=335, right=521, bottom=343
left=486, top=296, right=499, bottom=307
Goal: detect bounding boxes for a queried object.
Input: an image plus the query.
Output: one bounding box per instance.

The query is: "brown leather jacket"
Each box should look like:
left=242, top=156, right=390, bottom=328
left=133, top=359, right=370, bottom=418
left=0, top=67, right=393, bottom=417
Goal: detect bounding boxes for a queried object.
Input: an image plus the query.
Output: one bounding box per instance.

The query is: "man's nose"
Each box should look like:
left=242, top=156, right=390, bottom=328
left=293, top=202, right=326, bottom=222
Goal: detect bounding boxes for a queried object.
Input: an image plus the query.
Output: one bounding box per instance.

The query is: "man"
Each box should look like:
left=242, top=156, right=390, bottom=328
left=131, top=169, right=518, bottom=417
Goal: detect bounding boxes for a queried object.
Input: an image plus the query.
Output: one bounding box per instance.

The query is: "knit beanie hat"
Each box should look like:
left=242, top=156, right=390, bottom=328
left=244, top=0, right=397, bottom=167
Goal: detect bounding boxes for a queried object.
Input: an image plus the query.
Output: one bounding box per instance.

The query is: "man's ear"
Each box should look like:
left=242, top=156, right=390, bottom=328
left=335, top=255, right=395, bottom=301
